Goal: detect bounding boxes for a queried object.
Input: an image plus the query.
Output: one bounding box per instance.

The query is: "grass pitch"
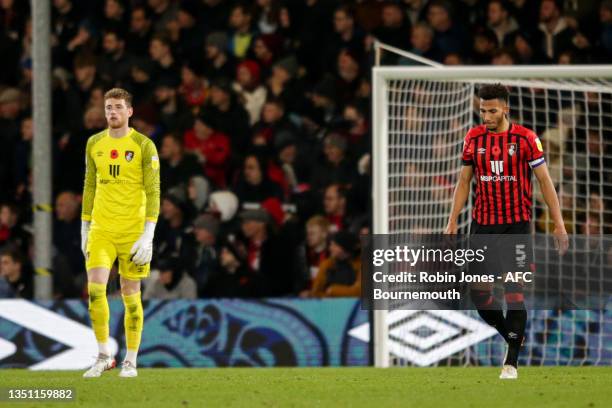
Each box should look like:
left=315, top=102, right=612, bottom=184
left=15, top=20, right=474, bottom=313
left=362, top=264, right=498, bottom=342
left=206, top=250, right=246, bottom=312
left=0, top=367, right=609, bottom=408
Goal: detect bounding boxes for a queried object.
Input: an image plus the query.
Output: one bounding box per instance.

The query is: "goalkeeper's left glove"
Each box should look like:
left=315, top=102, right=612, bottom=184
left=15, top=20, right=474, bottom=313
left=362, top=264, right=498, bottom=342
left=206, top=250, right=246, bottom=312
left=130, top=221, right=156, bottom=266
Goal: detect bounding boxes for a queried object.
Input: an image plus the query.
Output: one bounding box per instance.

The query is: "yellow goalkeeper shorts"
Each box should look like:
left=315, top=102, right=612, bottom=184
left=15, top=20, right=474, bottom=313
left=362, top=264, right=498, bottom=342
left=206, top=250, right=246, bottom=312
left=85, top=228, right=150, bottom=280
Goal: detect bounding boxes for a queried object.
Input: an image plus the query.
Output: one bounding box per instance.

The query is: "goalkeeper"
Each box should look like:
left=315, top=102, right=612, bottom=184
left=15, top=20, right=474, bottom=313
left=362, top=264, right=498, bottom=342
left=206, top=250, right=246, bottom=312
left=81, top=88, right=160, bottom=378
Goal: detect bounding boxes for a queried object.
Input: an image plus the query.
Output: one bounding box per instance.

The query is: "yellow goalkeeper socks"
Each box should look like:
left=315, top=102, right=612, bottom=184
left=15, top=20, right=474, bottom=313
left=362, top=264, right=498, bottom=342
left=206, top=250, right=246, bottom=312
left=87, top=282, right=110, bottom=346
left=122, top=291, right=143, bottom=362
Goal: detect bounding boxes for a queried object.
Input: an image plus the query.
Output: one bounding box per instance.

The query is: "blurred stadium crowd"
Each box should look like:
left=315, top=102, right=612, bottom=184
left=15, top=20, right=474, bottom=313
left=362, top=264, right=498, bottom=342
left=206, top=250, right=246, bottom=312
left=0, top=0, right=611, bottom=300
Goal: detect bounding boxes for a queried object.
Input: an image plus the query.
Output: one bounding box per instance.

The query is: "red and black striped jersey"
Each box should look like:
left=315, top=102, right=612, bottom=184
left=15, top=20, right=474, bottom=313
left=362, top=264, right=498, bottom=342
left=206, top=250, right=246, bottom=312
left=462, top=123, right=545, bottom=225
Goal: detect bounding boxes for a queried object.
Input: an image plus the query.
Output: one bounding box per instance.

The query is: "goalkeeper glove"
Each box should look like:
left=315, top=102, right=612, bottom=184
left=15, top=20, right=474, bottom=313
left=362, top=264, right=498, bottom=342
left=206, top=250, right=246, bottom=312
left=130, top=221, right=156, bottom=266
left=81, top=221, right=90, bottom=258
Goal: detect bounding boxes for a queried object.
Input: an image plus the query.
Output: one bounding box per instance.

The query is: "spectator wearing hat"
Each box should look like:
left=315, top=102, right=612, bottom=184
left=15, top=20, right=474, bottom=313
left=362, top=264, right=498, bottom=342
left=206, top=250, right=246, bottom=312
left=207, top=77, right=251, bottom=156
left=302, top=75, right=338, bottom=135
left=238, top=206, right=293, bottom=296
left=233, top=153, right=284, bottom=206
left=126, top=6, right=153, bottom=57
left=203, top=31, right=236, bottom=81
left=267, top=55, right=304, bottom=114
left=206, top=237, right=249, bottom=297
left=143, top=256, right=197, bottom=300
left=159, top=133, right=202, bottom=193
left=310, top=132, right=357, bottom=194
left=186, top=213, right=221, bottom=297
left=233, top=60, right=267, bottom=125
left=208, top=190, right=240, bottom=237
left=186, top=175, right=211, bottom=216
left=307, top=230, right=361, bottom=298
left=183, top=110, right=231, bottom=188
left=228, top=3, right=256, bottom=59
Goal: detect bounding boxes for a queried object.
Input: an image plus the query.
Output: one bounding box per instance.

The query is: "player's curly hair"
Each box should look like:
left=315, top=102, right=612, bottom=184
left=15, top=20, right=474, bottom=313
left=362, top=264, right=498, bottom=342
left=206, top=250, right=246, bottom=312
left=104, top=88, right=133, bottom=107
left=477, top=83, right=509, bottom=103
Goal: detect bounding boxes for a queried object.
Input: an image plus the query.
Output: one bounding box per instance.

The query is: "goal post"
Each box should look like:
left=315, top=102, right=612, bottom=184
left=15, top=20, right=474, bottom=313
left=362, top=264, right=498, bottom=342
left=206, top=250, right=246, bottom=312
left=372, top=65, right=612, bottom=368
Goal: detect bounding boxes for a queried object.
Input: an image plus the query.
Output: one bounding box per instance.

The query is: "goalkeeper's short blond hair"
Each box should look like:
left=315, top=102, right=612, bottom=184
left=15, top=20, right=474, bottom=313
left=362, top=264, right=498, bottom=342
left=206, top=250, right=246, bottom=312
left=104, top=88, right=133, bottom=107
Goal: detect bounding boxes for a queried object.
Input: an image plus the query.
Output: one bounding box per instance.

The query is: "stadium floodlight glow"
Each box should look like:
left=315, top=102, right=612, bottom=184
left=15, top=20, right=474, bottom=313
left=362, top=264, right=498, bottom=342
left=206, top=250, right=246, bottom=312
left=372, top=64, right=612, bottom=368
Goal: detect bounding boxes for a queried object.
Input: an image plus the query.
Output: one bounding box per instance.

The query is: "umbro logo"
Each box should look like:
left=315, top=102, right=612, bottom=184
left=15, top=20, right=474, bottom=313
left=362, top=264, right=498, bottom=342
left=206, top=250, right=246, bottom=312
left=477, top=148, right=486, bottom=154
left=348, top=308, right=497, bottom=366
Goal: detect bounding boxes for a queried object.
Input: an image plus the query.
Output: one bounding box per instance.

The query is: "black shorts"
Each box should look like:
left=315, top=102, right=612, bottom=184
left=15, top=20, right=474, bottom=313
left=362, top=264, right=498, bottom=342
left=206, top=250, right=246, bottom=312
left=470, top=221, right=530, bottom=235
left=469, top=221, right=533, bottom=278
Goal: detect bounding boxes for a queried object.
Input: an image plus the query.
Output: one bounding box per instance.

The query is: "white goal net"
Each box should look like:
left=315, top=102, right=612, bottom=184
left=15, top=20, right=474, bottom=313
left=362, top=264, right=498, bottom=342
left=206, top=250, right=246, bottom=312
left=372, top=66, right=612, bottom=367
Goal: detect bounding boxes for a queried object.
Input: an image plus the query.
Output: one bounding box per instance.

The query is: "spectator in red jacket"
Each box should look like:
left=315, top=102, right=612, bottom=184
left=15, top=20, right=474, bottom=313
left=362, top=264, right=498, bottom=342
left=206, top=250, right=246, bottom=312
left=184, top=110, right=231, bottom=188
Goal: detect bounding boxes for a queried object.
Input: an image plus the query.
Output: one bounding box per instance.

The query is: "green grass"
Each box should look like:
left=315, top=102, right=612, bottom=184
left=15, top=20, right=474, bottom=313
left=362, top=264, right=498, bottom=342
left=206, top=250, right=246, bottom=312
left=0, top=367, right=610, bottom=408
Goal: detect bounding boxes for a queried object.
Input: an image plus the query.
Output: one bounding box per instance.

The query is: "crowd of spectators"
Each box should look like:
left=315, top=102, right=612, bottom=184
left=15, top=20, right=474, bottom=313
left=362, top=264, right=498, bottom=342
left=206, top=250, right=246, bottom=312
left=0, top=0, right=611, bottom=299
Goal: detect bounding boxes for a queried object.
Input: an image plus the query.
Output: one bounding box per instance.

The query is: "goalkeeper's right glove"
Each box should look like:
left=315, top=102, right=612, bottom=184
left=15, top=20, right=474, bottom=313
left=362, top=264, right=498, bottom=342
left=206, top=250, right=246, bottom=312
left=81, top=221, right=90, bottom=259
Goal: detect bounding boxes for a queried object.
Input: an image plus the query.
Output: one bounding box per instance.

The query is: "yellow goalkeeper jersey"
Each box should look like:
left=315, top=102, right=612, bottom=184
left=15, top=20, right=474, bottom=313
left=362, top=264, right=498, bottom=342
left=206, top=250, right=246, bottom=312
left=81, top=128, right=160, bottom=234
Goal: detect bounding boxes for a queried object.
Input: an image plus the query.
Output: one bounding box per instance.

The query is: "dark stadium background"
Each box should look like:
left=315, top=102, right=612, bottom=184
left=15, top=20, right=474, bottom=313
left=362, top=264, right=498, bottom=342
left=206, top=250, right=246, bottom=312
left=1, top=0, right=610, bottom=301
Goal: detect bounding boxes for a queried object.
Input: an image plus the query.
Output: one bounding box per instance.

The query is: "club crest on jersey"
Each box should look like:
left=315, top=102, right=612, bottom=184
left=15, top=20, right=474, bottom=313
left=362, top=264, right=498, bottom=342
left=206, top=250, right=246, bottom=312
left=491, top=146, right=501, bottom=157
left=125, top=151, right=134, bottom=162
left=110, top=149, right=118, bottom=159
left=508, top=143, right=516, bottom=156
